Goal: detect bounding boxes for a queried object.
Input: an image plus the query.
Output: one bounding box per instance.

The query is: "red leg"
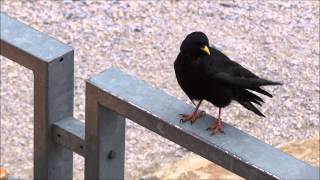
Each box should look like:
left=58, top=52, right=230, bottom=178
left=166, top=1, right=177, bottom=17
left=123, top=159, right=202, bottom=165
left=180, top=100, right=205, bottom=124
left=207, top=108, right=224, bottom=134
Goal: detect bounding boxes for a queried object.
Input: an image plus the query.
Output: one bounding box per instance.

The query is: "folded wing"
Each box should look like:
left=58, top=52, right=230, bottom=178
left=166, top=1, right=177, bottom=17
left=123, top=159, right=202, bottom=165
left=212, top=65, right=282, bottom=116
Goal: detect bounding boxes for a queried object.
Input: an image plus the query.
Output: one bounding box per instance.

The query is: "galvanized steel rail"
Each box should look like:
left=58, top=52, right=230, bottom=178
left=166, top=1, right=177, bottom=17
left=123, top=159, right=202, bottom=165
left=1, top=12, right=74, bottom=179
left=85, top=68, right=319, bottom=180
left=1, top=12, right=319, bottom=180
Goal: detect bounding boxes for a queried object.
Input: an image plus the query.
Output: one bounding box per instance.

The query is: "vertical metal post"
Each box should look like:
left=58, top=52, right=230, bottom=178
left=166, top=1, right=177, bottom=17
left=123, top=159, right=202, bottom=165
left=85, top=84, right=126, bottom=180
left=33, top=52, right=74, bottom=179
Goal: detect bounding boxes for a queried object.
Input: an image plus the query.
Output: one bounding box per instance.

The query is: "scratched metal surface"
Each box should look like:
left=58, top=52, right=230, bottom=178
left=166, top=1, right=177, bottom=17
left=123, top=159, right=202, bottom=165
left=89, top=67, right=319, bottom=180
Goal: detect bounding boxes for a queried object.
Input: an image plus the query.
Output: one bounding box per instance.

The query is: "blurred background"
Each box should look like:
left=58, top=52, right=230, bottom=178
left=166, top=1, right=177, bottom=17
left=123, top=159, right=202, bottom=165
left=0, top=0, right=319, bottom=179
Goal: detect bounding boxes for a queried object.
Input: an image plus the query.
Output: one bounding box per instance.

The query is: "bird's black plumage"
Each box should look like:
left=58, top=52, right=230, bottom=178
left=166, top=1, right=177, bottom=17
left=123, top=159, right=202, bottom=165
left=174, top=32, right=281, bottom=121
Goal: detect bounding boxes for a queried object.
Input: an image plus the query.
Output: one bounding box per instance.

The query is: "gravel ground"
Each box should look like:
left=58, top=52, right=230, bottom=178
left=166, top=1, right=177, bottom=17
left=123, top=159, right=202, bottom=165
left=0, top=0, right=319, bottom=179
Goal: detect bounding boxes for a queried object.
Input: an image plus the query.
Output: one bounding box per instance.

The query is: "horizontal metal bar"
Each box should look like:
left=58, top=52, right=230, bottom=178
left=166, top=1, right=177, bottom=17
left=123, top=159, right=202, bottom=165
left=0, top=12, right=72, bottom=68
left=8, top=176, right=19, bottom=180
left=52, top=117, right=85, bottom=156
left=88, top=67, right=319, bottom=180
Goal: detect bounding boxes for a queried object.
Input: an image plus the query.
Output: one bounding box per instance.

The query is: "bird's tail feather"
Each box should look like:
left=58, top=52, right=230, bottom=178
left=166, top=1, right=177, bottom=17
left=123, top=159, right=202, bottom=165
left=238, top=101, right=265, bottom=117
left=235, top=89, right=266, bottom=117
left=248, top=87, right=273, bottom=97
left=243, top=78, right=282, bottom=88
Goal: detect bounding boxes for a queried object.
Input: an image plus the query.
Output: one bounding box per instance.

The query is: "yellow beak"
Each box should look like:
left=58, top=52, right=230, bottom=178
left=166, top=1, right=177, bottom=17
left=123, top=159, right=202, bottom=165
left=201, top=45, right=210, bottom=56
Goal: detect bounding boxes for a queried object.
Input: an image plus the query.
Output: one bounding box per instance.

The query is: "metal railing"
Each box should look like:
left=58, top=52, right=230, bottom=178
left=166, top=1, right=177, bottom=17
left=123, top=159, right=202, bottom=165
left=1, top=12, right=74, bottom=179
left=1, top=12, right=319, bottom=180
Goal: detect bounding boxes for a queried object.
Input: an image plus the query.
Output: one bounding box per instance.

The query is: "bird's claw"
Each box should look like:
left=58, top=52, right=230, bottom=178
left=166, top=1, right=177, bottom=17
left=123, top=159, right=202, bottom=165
left=179, top=118, right=187, bottom=123
left=179, top=118, right=195, bottom=124
left=206, top=121, right=224, bottom=135
left=179, top=111, right=205, bottom=124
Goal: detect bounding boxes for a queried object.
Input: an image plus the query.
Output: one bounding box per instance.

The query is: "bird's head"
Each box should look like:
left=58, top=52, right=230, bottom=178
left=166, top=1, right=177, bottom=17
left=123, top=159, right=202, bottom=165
left=180, top=31, right=210, bottom=56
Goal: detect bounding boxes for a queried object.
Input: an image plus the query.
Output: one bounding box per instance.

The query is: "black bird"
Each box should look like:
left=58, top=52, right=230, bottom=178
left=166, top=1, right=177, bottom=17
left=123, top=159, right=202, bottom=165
left=174, top=32, right=282, bottom=134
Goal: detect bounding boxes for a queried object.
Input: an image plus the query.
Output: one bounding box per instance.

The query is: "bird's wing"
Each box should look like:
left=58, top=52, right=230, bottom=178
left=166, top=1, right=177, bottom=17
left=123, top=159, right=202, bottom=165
left=206, top=57, right=282, bottom=88
left=194, top=48, right=282, bottom=88
left=214, top=71, right=282, bottom=88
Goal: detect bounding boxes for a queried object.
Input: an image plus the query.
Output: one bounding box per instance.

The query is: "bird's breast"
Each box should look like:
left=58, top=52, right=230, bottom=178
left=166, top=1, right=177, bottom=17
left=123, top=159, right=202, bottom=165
left=174, top=64, right=207, bottom=100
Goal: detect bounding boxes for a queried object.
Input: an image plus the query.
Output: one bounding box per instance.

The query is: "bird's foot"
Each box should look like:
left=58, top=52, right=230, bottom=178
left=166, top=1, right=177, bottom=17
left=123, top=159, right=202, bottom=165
left=206, top=121, right=224, bottom=135
left=179, top=111, right=205, bottom=124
